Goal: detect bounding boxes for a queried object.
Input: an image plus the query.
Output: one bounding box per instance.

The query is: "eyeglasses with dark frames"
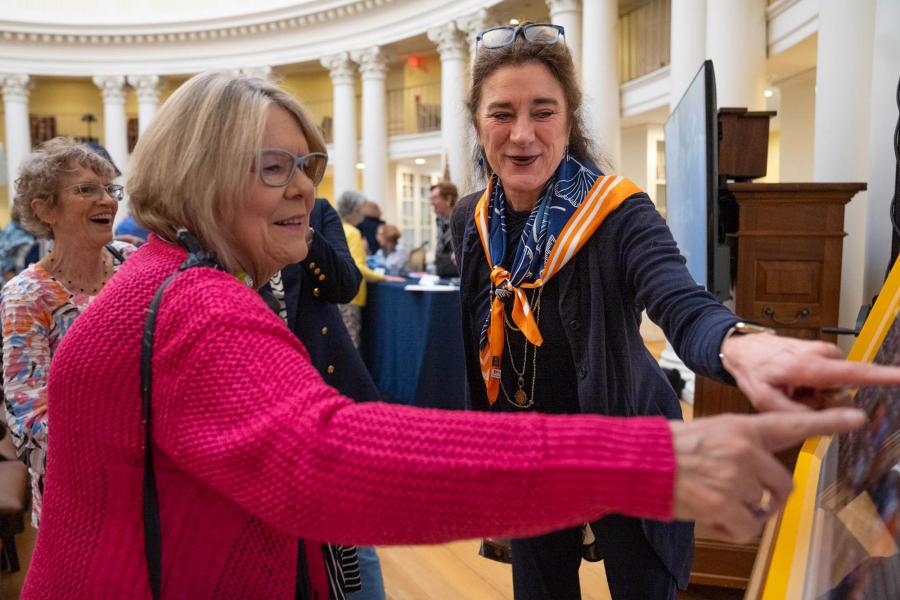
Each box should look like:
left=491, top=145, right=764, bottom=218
left=61, top=182, right=125, bottom=202
left=475, top=23, right=566, bottom=53
left=256, top=149, right=328, bottom=187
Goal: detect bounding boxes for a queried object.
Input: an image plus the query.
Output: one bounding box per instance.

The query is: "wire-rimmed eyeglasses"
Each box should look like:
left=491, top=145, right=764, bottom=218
left=61, top=182, right=125, bottom=202
left=475, top=23, right=565, bottom=53
left=256, top=148, right=328, bottom=187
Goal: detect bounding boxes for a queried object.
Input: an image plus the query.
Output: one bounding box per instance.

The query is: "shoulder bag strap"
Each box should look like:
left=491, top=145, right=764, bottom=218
left=140, top=229, right=221, bottom=600
left=105, top=242, right=127, bottom=265
left=140, top=271, right=176, bottom=600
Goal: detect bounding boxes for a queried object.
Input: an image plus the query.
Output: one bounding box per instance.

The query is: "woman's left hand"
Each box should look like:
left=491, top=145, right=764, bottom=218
left=720, top=332, right=900, bottom=413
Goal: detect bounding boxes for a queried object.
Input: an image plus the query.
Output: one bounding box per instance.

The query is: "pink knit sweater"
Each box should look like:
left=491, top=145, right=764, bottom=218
left=23, top=236, right=675, bottom=599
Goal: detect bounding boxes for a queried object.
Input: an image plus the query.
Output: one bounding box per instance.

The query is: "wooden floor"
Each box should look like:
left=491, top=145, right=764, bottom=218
left=379, top=540, right=612, bottom=600
left=1, top=337, right=744, bottom=599
left=1, top=529, right=740, bottom=600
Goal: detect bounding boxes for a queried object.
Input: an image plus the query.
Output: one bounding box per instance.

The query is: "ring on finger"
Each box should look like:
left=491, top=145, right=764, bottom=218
left=745, top=491, right=773, bottom=520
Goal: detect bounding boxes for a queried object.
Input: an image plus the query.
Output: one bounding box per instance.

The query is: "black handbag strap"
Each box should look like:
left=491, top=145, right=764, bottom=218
left=105, top=242, right=127, bottom=264
left=140, top=229, right=221, bottom=600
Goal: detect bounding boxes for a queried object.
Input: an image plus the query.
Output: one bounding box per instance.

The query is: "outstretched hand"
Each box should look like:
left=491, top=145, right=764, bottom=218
left=720, top=333, right=900, bottom=412
left=670, top=407, right=865, bottom=544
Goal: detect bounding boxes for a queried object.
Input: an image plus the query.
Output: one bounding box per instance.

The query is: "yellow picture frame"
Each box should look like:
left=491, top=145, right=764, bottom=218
left=747, top=256, right=900, bottom=599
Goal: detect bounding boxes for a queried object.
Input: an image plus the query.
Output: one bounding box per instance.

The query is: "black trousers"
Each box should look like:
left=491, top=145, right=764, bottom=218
left=510, top=515, right=677, bottom=600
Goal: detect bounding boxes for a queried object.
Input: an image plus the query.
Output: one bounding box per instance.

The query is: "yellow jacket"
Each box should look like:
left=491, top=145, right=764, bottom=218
left=343, top=221, right=384, bottom=306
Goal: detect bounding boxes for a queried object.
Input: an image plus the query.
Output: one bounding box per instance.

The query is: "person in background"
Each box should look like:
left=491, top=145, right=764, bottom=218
left=451, top=23, right=889, bottom=600
left=428, top=181, right=459, bottom=277
left=1, top=137, right=135, bottom=528
left=22, top=71, right=892, bottom=600
left=357, top=200, right=384, bottom=255
left=0, top=207, right=38, bottom=281
left=336, top=190, right=403, bottom=348
left=264, top=197, right=386, bottom=600
left=114, top=213, right=150, bottom=246
left=372, top=224, right=408, bottom=276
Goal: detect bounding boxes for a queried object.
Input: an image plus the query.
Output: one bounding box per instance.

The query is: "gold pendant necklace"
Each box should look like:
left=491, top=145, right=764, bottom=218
left=500, top=286, right=543, bottom=409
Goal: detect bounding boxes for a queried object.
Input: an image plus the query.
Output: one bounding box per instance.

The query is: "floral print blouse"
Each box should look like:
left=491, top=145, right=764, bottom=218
left=1, top=241, right=135, bottom=526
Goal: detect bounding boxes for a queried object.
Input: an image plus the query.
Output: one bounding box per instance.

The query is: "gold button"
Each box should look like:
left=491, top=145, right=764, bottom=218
left=321, top=326, right=328, bottom=335
left=318, top=274, right=326, bottom=281
left=309, top=262, right=317, bottom=269
left=313, top=287, right=321, bottom=297
left=314, top=268, right=321, bottom=275
left=327, top=365, right=335, bottom=374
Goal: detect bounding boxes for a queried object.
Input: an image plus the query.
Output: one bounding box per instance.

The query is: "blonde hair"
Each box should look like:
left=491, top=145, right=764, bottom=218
left=14, top=137, right=117, bottom=239
left=127, top=71, right=325, bottom=283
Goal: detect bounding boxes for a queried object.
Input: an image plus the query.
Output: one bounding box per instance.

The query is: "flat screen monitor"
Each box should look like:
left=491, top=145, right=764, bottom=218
left=664, top=60, right=729, bottom=301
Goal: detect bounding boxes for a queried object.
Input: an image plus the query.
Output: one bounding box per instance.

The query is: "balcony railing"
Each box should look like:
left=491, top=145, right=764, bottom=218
left=294, top=84, right=441, bottom=144
left=618, top=0, right=671, bottom=83
left=387, top=83, right=441, bottom=136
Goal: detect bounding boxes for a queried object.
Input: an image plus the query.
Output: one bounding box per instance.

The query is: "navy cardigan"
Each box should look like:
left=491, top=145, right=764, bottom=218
left=451, top=190, right=740, bottom=587
left=281, top=198, right=381, bottom=403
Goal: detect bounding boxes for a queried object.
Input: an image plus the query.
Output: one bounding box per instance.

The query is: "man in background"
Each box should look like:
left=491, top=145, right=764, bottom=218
left=428, top=181, right=458, bottom=277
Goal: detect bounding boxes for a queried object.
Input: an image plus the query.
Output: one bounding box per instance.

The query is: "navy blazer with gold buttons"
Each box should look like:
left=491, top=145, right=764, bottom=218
left=281, top=198, right=381, bottom=403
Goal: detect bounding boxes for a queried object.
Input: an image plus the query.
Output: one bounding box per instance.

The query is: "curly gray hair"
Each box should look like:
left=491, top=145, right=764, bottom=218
left=13, top=137, right=118, bottom=239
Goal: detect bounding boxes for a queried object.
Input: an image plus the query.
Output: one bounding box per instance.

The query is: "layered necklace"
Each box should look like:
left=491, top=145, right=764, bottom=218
left=45, top=249, right=113, bottom=295
left=499, top=285, right=544, bottom=409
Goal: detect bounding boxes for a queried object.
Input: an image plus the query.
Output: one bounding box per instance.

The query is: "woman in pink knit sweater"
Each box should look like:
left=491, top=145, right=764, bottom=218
left=21, top=72, right=889, bottom=599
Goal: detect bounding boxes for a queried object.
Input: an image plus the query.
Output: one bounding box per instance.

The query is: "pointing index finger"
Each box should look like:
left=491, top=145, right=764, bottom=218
left=753, top=408, right=867, bottom=452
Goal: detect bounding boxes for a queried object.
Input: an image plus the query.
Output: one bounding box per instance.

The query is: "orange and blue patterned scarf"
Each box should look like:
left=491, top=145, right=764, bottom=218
left=474, top=154, right=641, bottom=404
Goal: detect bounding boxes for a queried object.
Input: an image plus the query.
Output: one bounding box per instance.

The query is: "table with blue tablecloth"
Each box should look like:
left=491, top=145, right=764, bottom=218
left=361, top=280, right=467, bottom=410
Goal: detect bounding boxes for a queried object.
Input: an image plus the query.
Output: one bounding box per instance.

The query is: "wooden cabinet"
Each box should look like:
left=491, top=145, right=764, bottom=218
left=691, top=182, right=866, bottom=588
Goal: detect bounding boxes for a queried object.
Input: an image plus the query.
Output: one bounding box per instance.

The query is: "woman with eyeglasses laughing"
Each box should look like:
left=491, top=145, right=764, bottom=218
left=1, top=137, right=134, bottom=528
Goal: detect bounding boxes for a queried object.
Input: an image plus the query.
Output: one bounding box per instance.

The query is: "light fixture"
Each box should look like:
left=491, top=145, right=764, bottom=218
left=355, top=162, right=365, bottom=170
left=509, top=18, right=519, bottom=25
left=763, top=89, right=774, bottom=98
left=414, top=158, right=426, bottom=165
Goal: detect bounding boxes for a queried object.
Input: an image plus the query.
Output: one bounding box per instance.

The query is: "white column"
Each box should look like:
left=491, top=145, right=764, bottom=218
left=864, top=0, right=900, bottom=298
left=813, top=0, right=877, bottom=347
left=581, top=0, right=620, bottom=167
left=428, top=23, right=469, bottom=190
left=669, top=0, right=706, bottom=107
left=705, top=0, right=766, bottom=109
left=321, top=53, right=358, bottom=197
left=92, top=75, right=129, bottom=175
left=457, top=8, right=492, bottom=66
left=352, top=46, right=390, bottom=205
left=547, top=0, right=582, bottom=75
left=1, top=74, right=32, bottom=206
left=127, top=75, right=161, bottom=136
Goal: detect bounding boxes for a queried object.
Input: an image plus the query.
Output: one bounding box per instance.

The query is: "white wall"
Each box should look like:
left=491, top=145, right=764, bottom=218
left=777, top=68, right=816, bottom=182
left=620, top=125, right=650, bottom=191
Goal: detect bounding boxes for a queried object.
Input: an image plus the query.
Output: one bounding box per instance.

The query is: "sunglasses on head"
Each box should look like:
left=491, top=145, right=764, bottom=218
left=475, top=23, right=566, bottom=53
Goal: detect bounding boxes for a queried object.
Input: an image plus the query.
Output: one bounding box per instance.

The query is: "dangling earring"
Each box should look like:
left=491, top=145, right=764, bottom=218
left=478, top=155, right=484, bottom=167
left=564, top=144, right=570, bottom=163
